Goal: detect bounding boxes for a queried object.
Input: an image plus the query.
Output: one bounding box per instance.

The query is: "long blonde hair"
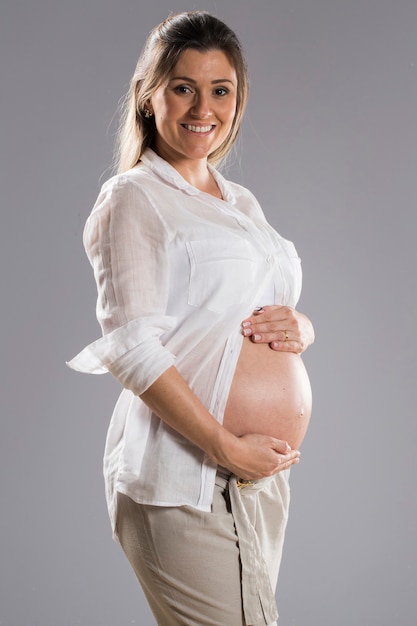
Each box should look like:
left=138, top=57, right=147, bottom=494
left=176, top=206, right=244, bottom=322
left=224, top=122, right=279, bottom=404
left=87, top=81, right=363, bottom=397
left=115, top=11, right=249, bottom=173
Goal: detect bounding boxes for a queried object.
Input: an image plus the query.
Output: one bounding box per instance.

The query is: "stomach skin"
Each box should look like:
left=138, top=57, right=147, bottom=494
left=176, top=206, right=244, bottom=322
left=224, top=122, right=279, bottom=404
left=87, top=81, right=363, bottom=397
left=223, top=338, right=312, bottom=450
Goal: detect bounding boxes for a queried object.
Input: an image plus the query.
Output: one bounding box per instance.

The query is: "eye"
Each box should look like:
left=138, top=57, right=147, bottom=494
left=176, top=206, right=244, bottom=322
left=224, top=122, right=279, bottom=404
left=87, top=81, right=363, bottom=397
left=214, top=87, right=229, bottom=96
left=214, top=87, right=230, bottom=96
left=174, top=85, right=193, bottom=94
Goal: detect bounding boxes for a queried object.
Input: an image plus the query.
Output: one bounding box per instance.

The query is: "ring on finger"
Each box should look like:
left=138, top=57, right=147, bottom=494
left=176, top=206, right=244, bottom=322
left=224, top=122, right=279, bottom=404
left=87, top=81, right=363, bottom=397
left=284, top=330, right=289, bottom=342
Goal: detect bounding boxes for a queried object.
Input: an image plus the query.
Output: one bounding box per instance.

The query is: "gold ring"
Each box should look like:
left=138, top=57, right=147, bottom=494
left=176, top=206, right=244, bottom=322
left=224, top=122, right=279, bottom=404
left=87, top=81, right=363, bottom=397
left=284, top=330, right=289, bottom=342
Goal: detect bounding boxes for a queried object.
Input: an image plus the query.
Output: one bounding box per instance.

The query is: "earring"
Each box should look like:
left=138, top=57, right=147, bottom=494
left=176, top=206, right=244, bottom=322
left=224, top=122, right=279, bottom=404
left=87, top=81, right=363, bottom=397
left=144, top=109, right=153, bottom=118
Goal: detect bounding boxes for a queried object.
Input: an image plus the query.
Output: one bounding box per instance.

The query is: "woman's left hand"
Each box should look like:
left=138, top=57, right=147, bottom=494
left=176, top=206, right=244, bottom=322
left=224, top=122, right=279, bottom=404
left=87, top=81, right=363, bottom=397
left=241, top=305, right=315, bottom=354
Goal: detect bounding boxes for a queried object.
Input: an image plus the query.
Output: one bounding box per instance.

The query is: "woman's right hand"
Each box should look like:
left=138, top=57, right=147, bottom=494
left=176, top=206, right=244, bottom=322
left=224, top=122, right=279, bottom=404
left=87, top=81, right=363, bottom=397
left=221, top=432, right=300, bottom=480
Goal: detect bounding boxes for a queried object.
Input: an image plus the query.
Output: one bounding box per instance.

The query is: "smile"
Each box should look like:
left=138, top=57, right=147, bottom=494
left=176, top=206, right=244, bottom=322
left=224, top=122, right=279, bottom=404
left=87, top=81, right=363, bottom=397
left=182, top=124, right=214, bottom=133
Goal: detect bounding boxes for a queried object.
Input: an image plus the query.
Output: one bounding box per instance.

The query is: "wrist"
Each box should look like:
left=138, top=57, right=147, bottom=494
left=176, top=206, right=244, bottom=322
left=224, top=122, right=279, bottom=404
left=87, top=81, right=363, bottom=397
left=208, top=425, right=237, bottom=467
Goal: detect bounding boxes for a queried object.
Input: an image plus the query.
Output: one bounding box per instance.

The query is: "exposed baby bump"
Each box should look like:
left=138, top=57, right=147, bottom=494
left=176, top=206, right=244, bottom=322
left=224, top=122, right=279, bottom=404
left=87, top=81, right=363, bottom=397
left=223, top=340, right=312, bottom=450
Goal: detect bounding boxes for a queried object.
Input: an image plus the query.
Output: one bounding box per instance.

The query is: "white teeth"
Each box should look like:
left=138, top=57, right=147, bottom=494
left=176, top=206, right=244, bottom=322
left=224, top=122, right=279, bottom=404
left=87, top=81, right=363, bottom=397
left=184, top=124, right=213, bottom=133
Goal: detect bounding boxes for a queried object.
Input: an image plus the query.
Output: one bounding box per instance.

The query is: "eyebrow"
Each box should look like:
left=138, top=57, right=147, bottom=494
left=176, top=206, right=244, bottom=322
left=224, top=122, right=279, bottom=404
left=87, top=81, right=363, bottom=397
left=169, top=76, right=235, bottom=85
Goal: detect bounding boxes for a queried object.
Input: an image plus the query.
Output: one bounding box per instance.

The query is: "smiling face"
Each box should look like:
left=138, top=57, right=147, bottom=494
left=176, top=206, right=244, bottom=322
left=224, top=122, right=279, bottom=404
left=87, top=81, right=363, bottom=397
left=149, top=48, right=238, bottom=170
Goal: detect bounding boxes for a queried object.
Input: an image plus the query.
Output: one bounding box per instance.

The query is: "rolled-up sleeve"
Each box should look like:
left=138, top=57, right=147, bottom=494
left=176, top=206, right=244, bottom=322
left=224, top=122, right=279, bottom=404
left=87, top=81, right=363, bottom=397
left=67, top=175, right=177, bottom=395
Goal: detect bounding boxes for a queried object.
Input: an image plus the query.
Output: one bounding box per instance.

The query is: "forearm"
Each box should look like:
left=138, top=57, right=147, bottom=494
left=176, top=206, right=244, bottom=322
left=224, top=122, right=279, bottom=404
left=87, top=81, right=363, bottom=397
left=140, top=365, right=300, bottom=480
left=140, top=365, right=234, bottom=466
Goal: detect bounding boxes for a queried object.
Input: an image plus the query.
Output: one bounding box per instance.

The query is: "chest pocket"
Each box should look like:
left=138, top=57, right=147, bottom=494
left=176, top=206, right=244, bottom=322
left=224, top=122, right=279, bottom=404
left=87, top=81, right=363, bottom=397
left=186, top=238, right=256, bottom=313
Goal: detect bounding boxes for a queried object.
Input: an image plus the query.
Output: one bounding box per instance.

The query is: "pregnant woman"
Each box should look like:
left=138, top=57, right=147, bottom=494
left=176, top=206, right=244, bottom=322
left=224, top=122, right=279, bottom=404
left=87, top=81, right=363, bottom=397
left=68, top=11, right=314, bottom=626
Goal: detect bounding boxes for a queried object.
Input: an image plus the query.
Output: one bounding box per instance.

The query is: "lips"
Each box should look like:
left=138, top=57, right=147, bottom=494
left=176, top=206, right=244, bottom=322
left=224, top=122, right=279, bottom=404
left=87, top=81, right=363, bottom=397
left=182, top=124, right=214, bottom=133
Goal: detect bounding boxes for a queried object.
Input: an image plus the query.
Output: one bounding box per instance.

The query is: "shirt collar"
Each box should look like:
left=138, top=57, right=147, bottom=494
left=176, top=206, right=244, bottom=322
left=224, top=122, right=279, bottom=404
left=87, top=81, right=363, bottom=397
left=140, top=148, right=236, bottom=205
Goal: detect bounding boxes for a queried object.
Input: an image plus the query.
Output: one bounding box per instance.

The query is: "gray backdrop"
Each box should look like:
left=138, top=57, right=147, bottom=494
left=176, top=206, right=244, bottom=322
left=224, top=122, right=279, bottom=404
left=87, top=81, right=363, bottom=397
left=1, top=1, right=416, bottom=624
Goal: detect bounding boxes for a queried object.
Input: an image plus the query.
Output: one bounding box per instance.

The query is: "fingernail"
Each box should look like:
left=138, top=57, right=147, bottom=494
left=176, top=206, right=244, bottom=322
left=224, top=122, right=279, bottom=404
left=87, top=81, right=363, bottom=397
left=254, top=306, right=264, bottom=312
left=242, top=328, right=252, bottom=336
left=242, top=321, right=251, bottom=328
left=253, top=334, right=261, bottom=341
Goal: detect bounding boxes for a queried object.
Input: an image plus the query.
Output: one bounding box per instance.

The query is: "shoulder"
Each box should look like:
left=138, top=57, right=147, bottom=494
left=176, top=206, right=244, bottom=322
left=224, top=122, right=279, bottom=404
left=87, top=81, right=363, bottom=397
left=226, top=179, right=258, bottom=201
left=213, top=165, right=259, bottom=205
left=222, top=178, right=266, bottom=221
left=83, top=165, right=172, bottom=246
left=87, top=165, right=161, bottom=223
left=98, top=165, right=153, bottom=202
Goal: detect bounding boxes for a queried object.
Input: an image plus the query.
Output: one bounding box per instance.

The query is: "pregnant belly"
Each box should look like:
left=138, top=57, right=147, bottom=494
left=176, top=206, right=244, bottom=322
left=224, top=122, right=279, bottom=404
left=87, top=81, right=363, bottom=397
left=223, top=338, right=312, bottom=450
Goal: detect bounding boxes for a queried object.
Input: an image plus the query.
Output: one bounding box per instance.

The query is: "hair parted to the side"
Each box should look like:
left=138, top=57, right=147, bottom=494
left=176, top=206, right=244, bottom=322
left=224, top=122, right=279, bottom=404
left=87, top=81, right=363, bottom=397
left=115, top=11, right=249, bottom=173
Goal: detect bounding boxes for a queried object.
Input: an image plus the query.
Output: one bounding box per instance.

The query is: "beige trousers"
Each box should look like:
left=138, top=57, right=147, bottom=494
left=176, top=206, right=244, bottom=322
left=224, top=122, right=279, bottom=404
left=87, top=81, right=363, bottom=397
left=116, top=468, right=290, bottom=626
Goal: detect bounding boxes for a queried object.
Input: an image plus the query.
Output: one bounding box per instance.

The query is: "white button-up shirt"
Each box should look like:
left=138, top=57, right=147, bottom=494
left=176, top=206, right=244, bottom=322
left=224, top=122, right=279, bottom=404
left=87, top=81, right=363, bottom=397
left=68, top=149, right=302, bottom=536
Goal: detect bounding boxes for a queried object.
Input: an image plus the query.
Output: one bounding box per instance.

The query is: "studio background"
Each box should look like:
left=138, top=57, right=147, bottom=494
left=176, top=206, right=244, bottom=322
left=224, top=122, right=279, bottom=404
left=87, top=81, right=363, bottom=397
left=1, top=1, right=416, bottom=625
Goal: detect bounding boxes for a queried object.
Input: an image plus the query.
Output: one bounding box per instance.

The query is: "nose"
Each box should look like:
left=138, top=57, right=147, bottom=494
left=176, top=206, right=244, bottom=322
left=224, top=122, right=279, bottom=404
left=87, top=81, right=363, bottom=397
left=190, top=92, right=211, bottom=118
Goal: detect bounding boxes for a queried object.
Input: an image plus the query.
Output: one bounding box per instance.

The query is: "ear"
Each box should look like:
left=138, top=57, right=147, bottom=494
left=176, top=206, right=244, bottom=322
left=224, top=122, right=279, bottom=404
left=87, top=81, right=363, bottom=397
left=145, top=98, right=154, bottom=115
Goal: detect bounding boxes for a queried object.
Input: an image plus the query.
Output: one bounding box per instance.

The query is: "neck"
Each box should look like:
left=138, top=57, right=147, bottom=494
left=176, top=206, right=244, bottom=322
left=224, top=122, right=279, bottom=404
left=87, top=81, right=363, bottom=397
left=175, top=157, right=210, bottom=186
left=179, top=162, right=221, bottom=196
left=156, top=149, right=222, bottom=199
